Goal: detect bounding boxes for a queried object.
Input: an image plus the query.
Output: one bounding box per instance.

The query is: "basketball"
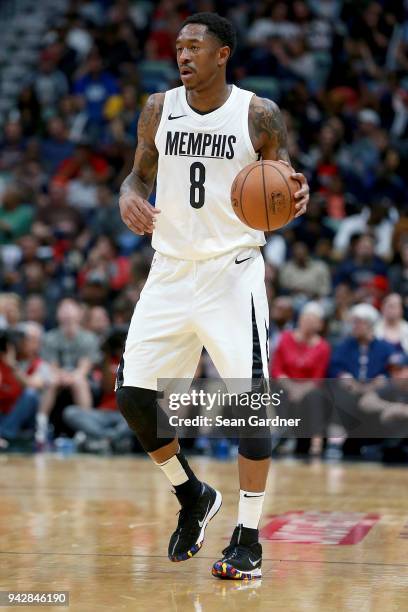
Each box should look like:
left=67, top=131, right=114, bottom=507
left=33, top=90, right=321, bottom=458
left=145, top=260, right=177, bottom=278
left=231, top=160, right=300, bottom=231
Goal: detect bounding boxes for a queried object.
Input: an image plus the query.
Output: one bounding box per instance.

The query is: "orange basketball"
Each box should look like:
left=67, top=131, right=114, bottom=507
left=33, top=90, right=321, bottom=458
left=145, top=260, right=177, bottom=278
left=231, top=160, right=300, bottom=231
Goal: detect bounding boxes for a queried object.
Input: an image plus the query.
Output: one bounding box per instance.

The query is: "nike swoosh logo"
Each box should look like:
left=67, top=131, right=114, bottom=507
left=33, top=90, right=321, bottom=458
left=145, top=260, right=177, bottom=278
left=168, top=114, right=187, bottom=120
left=243, top=493, right=264, bottom=498
left=249, top=557, right=262, bottom=566
left=198, top=500, right=211, bottom=528
left=235, top=257, right=252, bottom=265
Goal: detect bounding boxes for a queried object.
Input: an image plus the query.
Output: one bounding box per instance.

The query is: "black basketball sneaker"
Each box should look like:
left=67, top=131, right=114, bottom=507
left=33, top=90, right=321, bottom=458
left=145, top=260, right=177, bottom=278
left=168, top=483, right=222, bottom=562
left=212, top=524, right=262, bottom=580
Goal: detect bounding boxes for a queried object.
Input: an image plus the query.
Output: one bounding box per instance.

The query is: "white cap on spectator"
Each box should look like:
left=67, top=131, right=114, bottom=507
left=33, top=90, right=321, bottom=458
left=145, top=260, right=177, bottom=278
left=358, top=109, right=380, bottom=126
left=301, top=301, right=325, bottom=319
left=349, top=303, right=379, bottom=326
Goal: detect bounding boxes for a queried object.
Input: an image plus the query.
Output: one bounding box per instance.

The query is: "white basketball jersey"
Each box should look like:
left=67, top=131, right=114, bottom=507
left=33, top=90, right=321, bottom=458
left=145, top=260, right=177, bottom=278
left=152, top=85, right=266, bottom=260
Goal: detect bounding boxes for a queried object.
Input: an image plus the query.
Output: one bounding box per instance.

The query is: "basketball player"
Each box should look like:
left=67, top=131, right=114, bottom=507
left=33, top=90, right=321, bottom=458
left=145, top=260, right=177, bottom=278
left=116, top=13, right=309, bottom=580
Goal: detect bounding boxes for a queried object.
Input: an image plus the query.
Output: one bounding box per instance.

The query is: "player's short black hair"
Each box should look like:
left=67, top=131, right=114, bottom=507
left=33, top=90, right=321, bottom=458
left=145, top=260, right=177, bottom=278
left=180, top=12, right=237, bottom=57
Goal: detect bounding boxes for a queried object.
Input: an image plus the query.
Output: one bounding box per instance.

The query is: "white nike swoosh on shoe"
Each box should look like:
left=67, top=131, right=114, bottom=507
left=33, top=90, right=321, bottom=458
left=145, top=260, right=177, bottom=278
left=198, top=499, right=211, bottom=528
left=249, top=557, right=262, bottom=566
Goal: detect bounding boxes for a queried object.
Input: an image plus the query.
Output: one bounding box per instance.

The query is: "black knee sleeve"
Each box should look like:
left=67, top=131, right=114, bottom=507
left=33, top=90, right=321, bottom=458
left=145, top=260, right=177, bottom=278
left=239, top=436, right=272, bottom=460
left=232, top=389, right=272, bottom=460
left=116, top=386, right=176, bottom=453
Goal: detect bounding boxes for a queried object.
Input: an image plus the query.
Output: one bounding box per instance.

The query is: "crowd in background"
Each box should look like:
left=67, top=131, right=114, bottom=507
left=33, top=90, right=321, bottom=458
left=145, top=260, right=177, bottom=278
left=0, top=0, right=407, bottom=459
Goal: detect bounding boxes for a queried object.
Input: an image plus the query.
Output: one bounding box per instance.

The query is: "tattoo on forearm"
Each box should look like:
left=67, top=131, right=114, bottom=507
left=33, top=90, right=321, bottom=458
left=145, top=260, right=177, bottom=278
left=120, top=94, right=164, bottom=199
left=120, top=169, right=151, bottom=199
left=249, top=97, right=290, bottom=161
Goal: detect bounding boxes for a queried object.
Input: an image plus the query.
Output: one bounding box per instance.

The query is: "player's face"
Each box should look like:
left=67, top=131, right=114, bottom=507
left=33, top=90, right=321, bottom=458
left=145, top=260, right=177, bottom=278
left=176, top=24, right=228, bottom=91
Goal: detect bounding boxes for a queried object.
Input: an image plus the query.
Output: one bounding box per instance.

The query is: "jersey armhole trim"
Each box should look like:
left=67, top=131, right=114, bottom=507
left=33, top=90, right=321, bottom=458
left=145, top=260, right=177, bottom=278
left=243, top=92, right=258, bottom=159
left=154, top=92, right=170, bottom=147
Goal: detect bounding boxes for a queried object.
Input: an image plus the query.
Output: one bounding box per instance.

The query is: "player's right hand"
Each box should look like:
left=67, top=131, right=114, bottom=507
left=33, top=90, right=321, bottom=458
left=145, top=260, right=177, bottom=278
left=119, top=193, right=161, bottom=235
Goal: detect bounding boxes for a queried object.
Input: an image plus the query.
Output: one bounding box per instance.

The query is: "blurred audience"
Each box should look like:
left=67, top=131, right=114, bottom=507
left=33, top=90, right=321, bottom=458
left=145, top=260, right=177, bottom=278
left=0, top=0, right=407, bottom=458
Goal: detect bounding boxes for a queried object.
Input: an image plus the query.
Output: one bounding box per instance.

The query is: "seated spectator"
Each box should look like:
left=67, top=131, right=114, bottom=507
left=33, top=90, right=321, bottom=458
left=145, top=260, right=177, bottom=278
left=35, top=183, right=84, bottom=237
left=0, top=331, right=22, bottom=446
left=285, top=37, right=318, bottom=90
left=337, top=109, right=383, bottom=199
left=269, top=296, right=294, bottom=359
left=375, top=293, right=408, bottom=353
left=326, top=283, right=354, bottom=346
left=292, top=194, right=335, bottom=257
left=247, top=2, right=300, bottom=44
left=78, top=236, right=131, bottom=294
left=67, top=165, right=99, bottom=213
left=0, top=120, right=26, bottom=172
left=330, top=303, right=395, bottom=381
left=40, top=117, right=75, bottom=177
left=63, top=326, right=132, bottom=453
left=73, top=50, right=120, bottom=125
left=374, top=149, right=405, bottom=206
left=279, top=242, right=331, bottom=301
left=112, top=295, right=134, bottom=326
left=36, top=298, right=99, bottom=446
left=0, top=323, right=51, bottom=449
left=90, top=184, right=126, bottom=241
left=333, top=199, right=398, bottom=260
left=34, top=55, right=69, bottom=115
left=272, top=302, right=331, bottom=379
left=359, top=352, right=408, bottom=461
left=271, top=301, right=331, bottom=455
left=83, top=306, right=111, bottom=342
left=0, top=187, right=34, bottom=245
left=388, top=241, right=408, bottom=313
left=329, top=303, right=396, bottom=455
left=334, top=233, right=388, bottom=291
left=24, top=295, right=48, bottom=328
left=0, top=293, right=23, bottom=327
left=53, top=141, right=109, bottom=187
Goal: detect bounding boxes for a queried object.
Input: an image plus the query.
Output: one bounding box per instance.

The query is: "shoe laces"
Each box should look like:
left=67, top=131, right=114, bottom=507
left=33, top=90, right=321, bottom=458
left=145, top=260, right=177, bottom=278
left=221, top=543, right=249, bottom=561
left=175, top=502, right=204, bottom=536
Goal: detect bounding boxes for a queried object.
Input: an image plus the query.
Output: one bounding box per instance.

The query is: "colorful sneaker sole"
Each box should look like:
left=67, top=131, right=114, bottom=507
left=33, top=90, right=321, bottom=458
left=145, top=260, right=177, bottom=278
left=211, top=561, right=262, bottom=580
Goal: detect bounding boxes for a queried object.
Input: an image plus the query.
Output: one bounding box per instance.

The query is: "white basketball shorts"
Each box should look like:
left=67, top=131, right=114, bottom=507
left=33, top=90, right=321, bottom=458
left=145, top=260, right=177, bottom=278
left=116, top=246, right=269, bottom=391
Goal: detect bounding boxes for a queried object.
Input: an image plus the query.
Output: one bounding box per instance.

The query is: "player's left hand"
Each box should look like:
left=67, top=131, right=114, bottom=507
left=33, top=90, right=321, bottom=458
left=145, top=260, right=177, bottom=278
left=292, top=172, right=309, bottom=218
left=278, top=160, right=309, bottom=218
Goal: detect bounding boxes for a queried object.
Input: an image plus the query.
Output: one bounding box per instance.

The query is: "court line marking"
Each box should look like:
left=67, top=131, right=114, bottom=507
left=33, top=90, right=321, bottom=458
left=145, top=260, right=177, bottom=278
left=0, top=551, right=408, bottom=568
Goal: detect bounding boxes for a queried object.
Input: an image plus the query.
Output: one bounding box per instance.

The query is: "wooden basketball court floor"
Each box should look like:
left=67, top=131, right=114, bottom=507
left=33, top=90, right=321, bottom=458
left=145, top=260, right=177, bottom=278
left=1, top=454, right=408, bottom=612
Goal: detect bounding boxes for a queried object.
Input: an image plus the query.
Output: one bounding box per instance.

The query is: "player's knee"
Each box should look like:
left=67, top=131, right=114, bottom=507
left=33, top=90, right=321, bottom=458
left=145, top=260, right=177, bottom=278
left=239, top=436, right=272, bottom=461
left=115, top=385, right=156, bottom=432
left=115, top=386, right=175, bottom=453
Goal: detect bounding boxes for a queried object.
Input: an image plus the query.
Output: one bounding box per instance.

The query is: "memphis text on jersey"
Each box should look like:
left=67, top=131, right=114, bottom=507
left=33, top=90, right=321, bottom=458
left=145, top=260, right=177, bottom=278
left=165, top=131, right=237, bottom=159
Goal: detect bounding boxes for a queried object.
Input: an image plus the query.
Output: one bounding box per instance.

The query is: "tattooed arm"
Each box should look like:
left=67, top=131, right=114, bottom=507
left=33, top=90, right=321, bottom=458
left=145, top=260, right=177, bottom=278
left=248, top=96, right=309, bottom=217
left=119, top=93, right=164, bottom=234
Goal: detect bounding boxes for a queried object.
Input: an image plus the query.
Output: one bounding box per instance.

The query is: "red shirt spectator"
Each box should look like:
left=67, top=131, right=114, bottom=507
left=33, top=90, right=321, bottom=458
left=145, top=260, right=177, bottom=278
left=0, top=360, right=21, bottom=414
left=0, top=349, right=43, bottom=415
left=271, top=302, right=331, bottom=379
left=53, top=144, right=109, bottom=185
left=271, top=330, right=331, bottom=378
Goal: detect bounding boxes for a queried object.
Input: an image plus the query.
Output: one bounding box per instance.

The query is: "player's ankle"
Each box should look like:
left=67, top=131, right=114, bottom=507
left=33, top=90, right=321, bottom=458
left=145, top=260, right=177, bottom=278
left=235, top=524, right=259, bottom=545
left=156, top=450, right=202, bottom=507
left=174, top=477, right=202, bottom=507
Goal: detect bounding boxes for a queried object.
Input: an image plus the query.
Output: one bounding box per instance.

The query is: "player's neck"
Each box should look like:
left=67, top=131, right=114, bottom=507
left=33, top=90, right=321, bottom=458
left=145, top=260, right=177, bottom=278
left=186, top=80, right=231, bottom=114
